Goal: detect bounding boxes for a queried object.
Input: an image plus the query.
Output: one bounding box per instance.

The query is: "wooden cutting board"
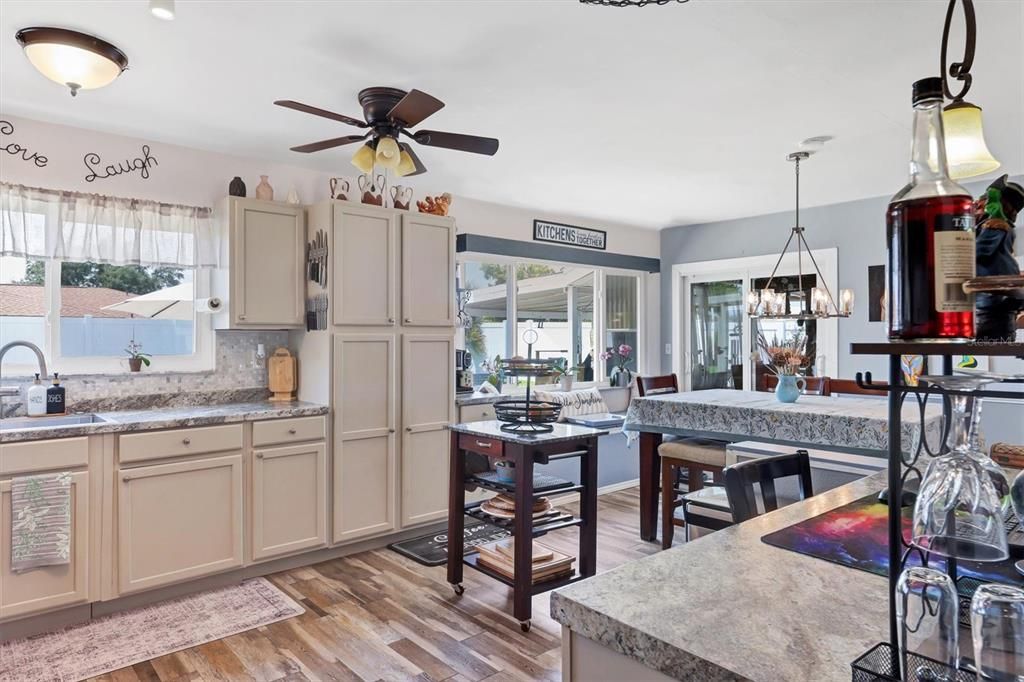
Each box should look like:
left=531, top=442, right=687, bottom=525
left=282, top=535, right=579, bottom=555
left=268, top=348, right=296, bottom=402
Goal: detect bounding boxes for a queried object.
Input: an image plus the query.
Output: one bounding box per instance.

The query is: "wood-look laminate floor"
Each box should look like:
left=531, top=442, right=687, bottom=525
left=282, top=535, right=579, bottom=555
left=87, top=487, right=657, bottom=682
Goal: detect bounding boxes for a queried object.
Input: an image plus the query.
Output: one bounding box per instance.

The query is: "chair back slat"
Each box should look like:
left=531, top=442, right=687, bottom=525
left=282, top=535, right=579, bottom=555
left=636, top=374, right=679, bottom=397
left=724, top=450, right=814, bottom=523
left=828, top=378, right=888, bottom=397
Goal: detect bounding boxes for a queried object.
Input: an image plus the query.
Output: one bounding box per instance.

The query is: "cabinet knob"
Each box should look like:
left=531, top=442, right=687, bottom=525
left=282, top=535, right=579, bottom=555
left=256, top=453, right=264, bottom=459
left=288, top=428, right=297, bottom=435
left=182, top=438, right=191, bottom=445
left=388, top=317, right=395, bottom=324
left=406, top=426, right=413, bottom=432
left=238, top=315, right=246, bottom=321
left=122, top=475, right=130, bottom=482
left=404, top=318, right=411, bottom=323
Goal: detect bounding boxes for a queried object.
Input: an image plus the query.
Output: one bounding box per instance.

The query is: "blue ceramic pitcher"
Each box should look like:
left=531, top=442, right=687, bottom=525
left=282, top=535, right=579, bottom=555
left=775, top=375, right=806, bottom=403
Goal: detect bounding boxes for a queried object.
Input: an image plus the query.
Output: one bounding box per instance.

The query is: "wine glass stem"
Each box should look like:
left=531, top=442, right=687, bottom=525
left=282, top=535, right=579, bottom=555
left=948, top=393, right=972, bottom=454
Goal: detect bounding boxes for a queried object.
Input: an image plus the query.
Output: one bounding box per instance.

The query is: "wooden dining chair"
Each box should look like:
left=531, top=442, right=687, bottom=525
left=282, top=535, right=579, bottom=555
left=761, top=374, right=830, bottom=396
left=637, top=373, right=730, bottom=549
left=827, top=378, right=889, bottom=397
left=723, top=450, right=814, bottom=524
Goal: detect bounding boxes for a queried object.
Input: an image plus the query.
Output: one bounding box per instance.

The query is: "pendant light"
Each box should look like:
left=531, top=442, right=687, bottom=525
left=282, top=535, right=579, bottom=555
left=748, top=152, right=853, bottom=320
left=351, top=140, right=376, bottom=173
left=939, top=0, right=1000, bottom=179
left=375, top=135, right=401, bottom=170
left=15, top=27, right=128, bottom=97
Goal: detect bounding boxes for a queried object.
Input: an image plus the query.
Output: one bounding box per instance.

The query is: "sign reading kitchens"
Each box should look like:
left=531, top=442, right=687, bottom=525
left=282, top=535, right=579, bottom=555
left=533, top=219, right=607, bottom=251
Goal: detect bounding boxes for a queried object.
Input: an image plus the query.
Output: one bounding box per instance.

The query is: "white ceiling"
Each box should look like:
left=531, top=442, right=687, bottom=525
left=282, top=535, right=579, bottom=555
left=1, top=0, right=1021, bottom=229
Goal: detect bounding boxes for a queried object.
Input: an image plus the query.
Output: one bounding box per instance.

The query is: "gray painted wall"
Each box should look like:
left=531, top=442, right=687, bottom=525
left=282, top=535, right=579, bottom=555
left=659, top=175, right=1024, bottom=446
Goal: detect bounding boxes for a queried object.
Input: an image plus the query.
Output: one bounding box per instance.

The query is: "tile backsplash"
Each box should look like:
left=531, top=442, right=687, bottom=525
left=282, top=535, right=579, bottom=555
left=1, top=331, right=291, bottom=417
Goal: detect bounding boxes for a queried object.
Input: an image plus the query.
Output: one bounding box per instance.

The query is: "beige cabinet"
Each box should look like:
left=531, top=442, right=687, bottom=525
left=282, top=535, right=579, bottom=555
left=218, top=197, right=305, bottom=329
left=0, top=471, right=90, bottom=620
left=400, top=213, right=456, bottom=327
left=252, top=442, right=327, bottom=561
left=333, top=204, right=397, bottom=326
left=333, top=333, right=396, bottom=543
left=118, top=454, right=243, bottom=594
left=401, top=334, right=455, bottom=526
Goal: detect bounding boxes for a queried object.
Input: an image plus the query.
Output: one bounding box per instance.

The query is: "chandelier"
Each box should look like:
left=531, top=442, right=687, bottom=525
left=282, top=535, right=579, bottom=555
left=747, top=152, right=853, bottom=321
left=579, top=0, right=689, bottom=6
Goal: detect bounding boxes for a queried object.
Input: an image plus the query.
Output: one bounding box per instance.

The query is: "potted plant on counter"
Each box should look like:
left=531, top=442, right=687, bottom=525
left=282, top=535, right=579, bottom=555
left=125, top=340, right=152, bottom=373
left=601, top=344, right=634, bottom=388
left=553, top=358, right=578, bottom=391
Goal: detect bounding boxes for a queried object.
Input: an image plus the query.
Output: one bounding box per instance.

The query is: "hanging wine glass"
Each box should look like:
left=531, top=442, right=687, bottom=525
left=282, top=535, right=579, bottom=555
left=1012, top=470, right=1024, bottom=577
left=911, top=374, right=1009, bottom=562
left=895, top=566, right=959, bottom=681
left=970, top=583, right=1024, bottom=681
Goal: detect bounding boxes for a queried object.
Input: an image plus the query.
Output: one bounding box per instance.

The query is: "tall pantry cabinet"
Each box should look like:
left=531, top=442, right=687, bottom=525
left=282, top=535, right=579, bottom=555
left=302, top=201, right=455, bottom=544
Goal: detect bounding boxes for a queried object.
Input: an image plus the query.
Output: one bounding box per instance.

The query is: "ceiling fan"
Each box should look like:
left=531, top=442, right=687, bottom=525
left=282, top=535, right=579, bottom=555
left=275, top=87, right=499, bottom=177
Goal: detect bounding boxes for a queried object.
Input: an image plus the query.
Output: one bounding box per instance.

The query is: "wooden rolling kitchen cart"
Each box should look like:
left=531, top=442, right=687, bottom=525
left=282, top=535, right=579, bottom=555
left=446, top=421, right=606, bottom=632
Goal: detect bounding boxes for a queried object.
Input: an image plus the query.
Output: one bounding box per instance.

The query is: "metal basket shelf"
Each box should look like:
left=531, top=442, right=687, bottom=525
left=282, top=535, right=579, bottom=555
left=494, top=400, right=561, bottom=433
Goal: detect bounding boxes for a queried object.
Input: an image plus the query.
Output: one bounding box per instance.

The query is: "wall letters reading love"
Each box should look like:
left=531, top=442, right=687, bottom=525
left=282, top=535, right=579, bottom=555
left=84, top=144, right=159, bottom=182
left=0, top=119, right=48, bottom=168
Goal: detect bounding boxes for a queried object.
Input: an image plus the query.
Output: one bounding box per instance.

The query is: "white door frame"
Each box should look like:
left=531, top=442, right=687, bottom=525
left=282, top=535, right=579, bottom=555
left=671, top=249, right=839, bottom=391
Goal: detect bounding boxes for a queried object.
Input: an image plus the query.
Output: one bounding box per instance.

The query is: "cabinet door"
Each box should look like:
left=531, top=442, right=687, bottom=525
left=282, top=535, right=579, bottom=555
left=118, top=454, right=243, bottom=595
left=333, top=334, right=396, bottom=543
left=0, top=472, right=90, bottom=620
left=232, top=199, right=304, bottom=326
left=333, top=205, right=397, bottom=326
left=401, top=214, right=455, bottom=327
left=401, top=334, right=454, bottom=526
left=252, top=442, right=327, bottom=561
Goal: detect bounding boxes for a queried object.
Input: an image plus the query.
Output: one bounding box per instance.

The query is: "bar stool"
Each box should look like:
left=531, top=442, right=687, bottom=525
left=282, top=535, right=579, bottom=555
left=635, top=374, right=729, bottom=549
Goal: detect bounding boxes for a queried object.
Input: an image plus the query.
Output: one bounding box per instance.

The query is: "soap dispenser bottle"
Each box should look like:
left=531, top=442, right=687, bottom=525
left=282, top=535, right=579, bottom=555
left=46, top=372, right=66, bottom=415
left=27, top=373, right=47, bottom=416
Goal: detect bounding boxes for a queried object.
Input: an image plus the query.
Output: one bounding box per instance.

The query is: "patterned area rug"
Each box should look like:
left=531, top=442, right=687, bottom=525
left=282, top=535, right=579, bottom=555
left=0, top=577, right=304, bottom=682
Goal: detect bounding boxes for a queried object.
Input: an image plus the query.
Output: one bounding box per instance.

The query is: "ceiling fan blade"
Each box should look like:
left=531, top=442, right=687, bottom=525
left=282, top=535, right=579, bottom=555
left=290, top=134, right=368, bottom=153
left=274, top=100, right=367, bottom=128
left=387, top=89, right=445, bottom=128
left=413, top=130, right=499, bottom=156
left=399, top=142, right=427, bottom=176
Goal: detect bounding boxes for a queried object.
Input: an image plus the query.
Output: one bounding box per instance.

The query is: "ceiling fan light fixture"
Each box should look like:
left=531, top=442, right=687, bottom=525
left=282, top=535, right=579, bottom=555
left=375, top=135, right=401, bottom=170
left=942, top=101, right=1000, bottom=179
left=16, top=27, right=128, bottom=96
left=396, top=149, right=417, bottom=177
left=149, top=0, right=175, bottom=20
left=351, top=141, right=376, bottom=174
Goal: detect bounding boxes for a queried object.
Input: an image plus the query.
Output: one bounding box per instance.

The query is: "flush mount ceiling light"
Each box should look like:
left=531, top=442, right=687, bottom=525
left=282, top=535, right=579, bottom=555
left=939, top=0, right=1000, bottom=179
left=15, top=27, right=128, bottom=96
left=579, top=0, right=689, bottom=5
left=150, top=0, right=175, bottom=20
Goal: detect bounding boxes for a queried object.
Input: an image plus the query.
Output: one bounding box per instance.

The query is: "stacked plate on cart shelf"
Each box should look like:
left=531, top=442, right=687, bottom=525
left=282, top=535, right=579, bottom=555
left=479, top=494, right=553, bottom=520
left=475, top=539, right=575, bottom=584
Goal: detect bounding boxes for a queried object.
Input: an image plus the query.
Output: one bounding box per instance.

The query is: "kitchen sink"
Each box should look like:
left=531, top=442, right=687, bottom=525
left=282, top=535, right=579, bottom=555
left=0, top=413, right=108, bottom=431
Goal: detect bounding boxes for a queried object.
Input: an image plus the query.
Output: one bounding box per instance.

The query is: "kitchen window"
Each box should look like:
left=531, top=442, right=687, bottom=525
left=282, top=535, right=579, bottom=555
left=0, top=183, right=218, bottom=375
left=458, top=257, right=645, bottom=385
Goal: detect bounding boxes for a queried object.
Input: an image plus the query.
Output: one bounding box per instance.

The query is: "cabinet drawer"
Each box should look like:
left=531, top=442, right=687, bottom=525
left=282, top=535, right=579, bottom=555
left=119, top=424, right=243, bottom=464
left=0, top=437, right=89, bottom=475
left=458, top=433, right=504, bottom=459
left=459, top=404, right=496, bottom=423
left=252, top=416, right=326, bottom=447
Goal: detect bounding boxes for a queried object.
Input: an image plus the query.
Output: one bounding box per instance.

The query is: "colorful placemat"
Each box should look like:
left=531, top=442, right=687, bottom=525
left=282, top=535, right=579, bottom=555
left=762, top=493, right=1023, bottom=585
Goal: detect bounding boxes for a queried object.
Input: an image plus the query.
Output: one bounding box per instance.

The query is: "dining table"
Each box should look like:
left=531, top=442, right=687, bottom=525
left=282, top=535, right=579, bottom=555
left=623, top=388, right=943, bottom=542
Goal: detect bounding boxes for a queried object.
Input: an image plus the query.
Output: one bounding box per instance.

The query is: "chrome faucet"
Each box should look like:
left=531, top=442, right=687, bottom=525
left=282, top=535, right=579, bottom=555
left=0, top=341, right=48, bottom=398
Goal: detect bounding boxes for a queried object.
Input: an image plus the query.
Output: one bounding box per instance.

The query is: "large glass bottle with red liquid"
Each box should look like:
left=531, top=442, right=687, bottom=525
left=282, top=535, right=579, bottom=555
left=887, top=77, right=975, bottom=340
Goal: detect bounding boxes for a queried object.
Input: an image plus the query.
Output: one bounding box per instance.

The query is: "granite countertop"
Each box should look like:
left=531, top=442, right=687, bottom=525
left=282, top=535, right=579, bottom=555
left=448, top=420, right=608, bottom=445
left=0, top=401, right=329, bottom=443
left=550, top=472, right=889, bottom=681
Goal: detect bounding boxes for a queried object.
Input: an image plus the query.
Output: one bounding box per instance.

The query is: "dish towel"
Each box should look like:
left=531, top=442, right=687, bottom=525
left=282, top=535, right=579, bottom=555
left=11, top=472, right=73, bottom=572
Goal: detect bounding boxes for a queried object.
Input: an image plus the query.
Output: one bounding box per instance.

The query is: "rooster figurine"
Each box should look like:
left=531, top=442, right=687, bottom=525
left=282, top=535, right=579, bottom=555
left=417, top=192, right=452, bottom=216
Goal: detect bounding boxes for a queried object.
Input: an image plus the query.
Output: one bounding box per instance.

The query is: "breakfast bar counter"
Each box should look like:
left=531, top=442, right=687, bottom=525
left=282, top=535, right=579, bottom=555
left=550, top=472, right=889, bottom=681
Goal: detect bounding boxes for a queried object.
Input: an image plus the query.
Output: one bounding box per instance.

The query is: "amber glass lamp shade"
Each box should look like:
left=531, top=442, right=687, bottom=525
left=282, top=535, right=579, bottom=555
left=396, top=150, right=417, bottom=177
left=351, top=142, right=376, bottom=174
left=942, top=102, right=1001, bottom=180
left=16, top=27, right=128, bottom=96
left=375, top=136, right=401, bottom=170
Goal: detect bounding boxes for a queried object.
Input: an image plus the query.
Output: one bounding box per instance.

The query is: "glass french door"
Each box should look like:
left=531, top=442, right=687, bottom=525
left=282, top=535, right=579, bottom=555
left=688, top=278, right=745, bottom=391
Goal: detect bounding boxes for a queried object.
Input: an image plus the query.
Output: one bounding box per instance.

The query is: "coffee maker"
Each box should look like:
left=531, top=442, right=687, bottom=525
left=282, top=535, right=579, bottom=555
left=455, top=349, right=474, bottom=393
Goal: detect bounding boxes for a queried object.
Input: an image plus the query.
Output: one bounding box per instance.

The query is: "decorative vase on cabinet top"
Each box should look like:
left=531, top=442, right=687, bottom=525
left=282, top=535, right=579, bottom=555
left=775, top=375, right=806, bottom=403
left=255, top=175, right=274, bottom=201
left=228, top=176, right=246, bottom=197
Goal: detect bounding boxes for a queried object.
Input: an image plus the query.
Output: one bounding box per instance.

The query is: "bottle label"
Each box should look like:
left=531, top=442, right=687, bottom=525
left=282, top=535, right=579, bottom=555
left=933, top=215, right=975, bottom=313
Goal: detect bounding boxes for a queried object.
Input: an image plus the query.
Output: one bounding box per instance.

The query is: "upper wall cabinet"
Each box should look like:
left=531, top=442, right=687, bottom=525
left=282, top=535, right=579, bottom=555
left=215, top=198, right=305, bottom=329
left=332, top=204, right=397, bottom=326
left=401, top=213, right=456, bottom=327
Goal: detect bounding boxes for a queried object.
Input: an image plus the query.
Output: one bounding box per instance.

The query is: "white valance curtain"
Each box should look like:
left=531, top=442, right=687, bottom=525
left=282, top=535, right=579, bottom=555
left=0, top=183, right=219, bottom=268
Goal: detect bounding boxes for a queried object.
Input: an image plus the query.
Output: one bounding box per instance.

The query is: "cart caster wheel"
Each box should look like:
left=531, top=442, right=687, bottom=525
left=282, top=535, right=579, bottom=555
left=452, top=583, right=465, bottom=596
left=520, top=620, right=531, bottom=633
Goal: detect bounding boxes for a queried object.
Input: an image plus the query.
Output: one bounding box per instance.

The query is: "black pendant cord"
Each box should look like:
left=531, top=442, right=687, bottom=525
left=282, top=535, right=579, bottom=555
left=941, top=0, right=976, bottom=103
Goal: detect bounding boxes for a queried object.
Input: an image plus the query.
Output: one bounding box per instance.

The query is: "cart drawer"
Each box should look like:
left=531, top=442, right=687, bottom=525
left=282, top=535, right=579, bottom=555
left=459, top=433, right=504, bottom=459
